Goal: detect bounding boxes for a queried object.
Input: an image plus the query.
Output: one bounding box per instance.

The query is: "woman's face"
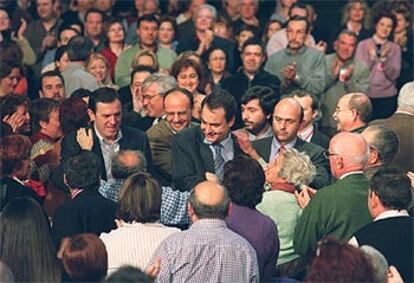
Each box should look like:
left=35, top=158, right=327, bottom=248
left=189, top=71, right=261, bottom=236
left=107, top=22, right=125, bottom=43
left=0, top=68, right=21, bottom=95
left=87, top=58, right=108, bottom=83
left=375, top=17, right=394, bottom=40
left=177, top=66, right=199, bottom=94
left=394, top=13, right=408, bottom=34
left=208, top=49, right=226, bottom=74
left=56, top=52, right=70, bottom=73
left=267, top=22, right=282, bottom=39
left=349, top=2, right=365, bottom=23
left=158, top=21, right=175, bottom=45
left=0, top=9, right=11, bottom=31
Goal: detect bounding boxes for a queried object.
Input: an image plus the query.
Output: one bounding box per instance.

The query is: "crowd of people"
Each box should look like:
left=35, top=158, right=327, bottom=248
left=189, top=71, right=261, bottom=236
left=0, top=0, right=413, bottom=282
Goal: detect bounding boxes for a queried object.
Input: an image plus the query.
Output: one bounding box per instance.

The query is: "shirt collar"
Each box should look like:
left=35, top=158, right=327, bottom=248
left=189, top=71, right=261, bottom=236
left=247, top=125, right=273, bottom=141
left=339, top=171, right=364, bottom=180
left=272, top=135, right=297, bottom=150
left=94, top=124, right=123, bottom=145
left=374, top=209, right=409, bottom=221
left=190, top=218, right=227, bottom=229
left=298, top=124, right=314, bottom=142
left=285, top=45, right=307, bottom=56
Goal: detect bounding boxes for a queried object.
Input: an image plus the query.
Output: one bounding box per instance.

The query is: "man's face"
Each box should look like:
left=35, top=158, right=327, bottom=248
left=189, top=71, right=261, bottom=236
left=164, top=91, right=192, bottom=132
left=40, top=76, right=65, bottom=101
left=195, top=7, right=214, bottom=32
left=59, top=29, right=78, bottom=46
left=137, top=20, right=158, bottom=47
left=272, top=101, right=301, bottom=144
left=294, top=95, right=317, bottom=130
left=91, top=100, right=122, bottom=141
left=241, top=98, right=269, bottom=135
left=241, top=44, right=264, bottom=74
left=240, top=0, right=256, bottom=19
left=95, top=0, right=114, bottom=12
left=36, top=0, right=54, bottom=20
left=286, top=20, right=307, bottom=51
left=85, top=12, right=104, bottom=38
left=332, top=96, right=354, bottom=132
left=43, top=108, right=63, bottom=139
left=142, top=82, right=164, bottom=118
left=335, top=33, right=357, bottom=62
left=130, top=71, right=151, bottom=97
left=201, top=106, right=234, bottom=143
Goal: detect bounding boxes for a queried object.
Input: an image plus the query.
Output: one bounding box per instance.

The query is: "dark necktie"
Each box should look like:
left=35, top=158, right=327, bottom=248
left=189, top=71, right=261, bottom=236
left=213, top=144, right=225, bottom=182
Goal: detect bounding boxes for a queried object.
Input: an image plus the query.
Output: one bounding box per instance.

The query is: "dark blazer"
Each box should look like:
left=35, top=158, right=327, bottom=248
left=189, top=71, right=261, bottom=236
left=61, top=126, right=153, bottom=181
left=252, top=137, right=330, bottom=189
left=52, top=189, right=117, bottom=247
left=0, top=177, right=42, bottom=207
left=310, top=127, right=330, bottom=149
left=171, top=127, right=244, bottom=192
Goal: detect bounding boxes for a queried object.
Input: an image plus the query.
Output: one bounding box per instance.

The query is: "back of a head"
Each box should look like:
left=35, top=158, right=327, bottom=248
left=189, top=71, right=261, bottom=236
left=363, top=125, right=399, bottom=165
left=330, top=132, right=369, bottom=169
left=59, top=96, right=90, bottom=135
left=63, top=151, right=101, bottom=190
left=106, top=265, right=153, bottom=282
left=188, top=181, right=231, bottom=219
left=305, top=237, right=375, bottom=282
left=370, top=167, right=412, bottom=211
left=360, top=245, right=388, bottom=283
left=62, top=233, right=108, bottom=282
left=66, top=35, right=94, bottom=62
left=117, top=173, right=162, bottom=223
left=397, top=82, right=414, bottom=111
left=223, top=156, right=265, bottom=209
left=201, top=89, right=237, bottom=122
left=111, top=150, right=147, bottom=180
left=347, top=92, right=372, bottom=124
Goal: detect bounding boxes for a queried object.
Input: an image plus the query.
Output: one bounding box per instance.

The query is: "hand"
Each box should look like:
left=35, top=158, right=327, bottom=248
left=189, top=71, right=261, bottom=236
left=41, top=34, right=57, bottom=51
left=233, top=130, right=260, bottom=160
left=315, top=41, right=327, bottom=53
left=17, top=18, right=27, bottom=39
left=76, top=128, right=93, bottom=150
left=243, top=17, right=259, bottom=27
left=331, top=57, right=344, bottom=78
left=146, top=257, right=161, bottom=279
left=281, top=62, right=297, bottom=81
left=341, top=64, right=353, bottom=81
left=2, top=112, right=26, bottom=133
left=295, top=186, right=317, bottom=209
left=367, top=42, right=377, bottom=60
left=407, top=171, right=414, bottom=188
left=132, top=86, right=143, bottom=113
left=380, top=43, right=391, bottom=59
left=387, top=266, right=403, bottom=283
left=205, top=172, right=219, bottom=183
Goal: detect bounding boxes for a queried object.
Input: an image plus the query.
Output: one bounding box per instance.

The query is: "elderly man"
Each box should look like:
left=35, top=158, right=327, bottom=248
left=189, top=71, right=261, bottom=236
left=350, top=168, right=413, bottom=282
left=265, top=16, right=325, bottom=96
left=321, top=30, right=371, bottom=136
left=176, top=4, right=236, bottom=72
left=293, top=132, right=372, bottom=256
left=361, top=125, right=399, bottom=179
left=148, top=181, right=260, bottom=282
left=333, top=92, right=372, bottom=133
left=371, top=82, right=414, bottom=172
left=147, top=88, right=193, bottom=186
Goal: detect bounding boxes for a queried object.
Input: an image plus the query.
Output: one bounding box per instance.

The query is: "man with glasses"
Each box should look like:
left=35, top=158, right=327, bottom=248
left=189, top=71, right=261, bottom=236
left=293, top=132, right=372, bottom=257
left=333, top=92, right=372, bottom=133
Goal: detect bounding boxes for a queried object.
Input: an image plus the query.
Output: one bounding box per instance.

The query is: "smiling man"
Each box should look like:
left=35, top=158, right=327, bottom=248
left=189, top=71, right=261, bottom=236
left=171, top=90, right=244, bottom=192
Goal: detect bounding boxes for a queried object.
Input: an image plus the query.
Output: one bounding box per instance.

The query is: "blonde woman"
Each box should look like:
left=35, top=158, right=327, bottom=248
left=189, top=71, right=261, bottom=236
left=86, top=53, right=117, bottom=89
left=131, top=49, right=159, bottom=72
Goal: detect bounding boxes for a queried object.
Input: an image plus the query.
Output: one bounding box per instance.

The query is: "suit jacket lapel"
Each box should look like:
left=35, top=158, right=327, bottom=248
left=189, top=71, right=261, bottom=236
left=92, top=128, right=108, bottom=180
left=196, top=129, right=215, bottom=172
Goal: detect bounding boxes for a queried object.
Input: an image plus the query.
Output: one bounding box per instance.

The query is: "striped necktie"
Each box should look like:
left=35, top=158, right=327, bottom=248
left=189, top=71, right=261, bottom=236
left=213, top=144, right=225, bottom=182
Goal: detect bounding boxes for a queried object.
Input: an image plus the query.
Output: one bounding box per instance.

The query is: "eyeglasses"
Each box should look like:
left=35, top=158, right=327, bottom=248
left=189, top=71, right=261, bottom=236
left=323, top=151, right=339, bottom=159
left=142, top=94, right=160, bottom=101
left=210, top=57, right=226, bottom=62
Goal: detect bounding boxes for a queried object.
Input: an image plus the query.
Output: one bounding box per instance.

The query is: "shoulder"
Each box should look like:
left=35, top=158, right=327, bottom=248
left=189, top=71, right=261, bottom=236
left=157, top=47, right=176, bottom=57
left=252, top=136, right=272, bottom=148
left=119, top=45, right=139, bottom=59
left=296, top=138, right=325, bottom=155
left=121, top=126, right=148, bottom=139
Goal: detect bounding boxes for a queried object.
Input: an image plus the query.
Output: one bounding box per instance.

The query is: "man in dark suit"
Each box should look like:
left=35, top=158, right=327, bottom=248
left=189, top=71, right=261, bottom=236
left=292, top=90, right=330, bottom=149
left=240, top=98, right=330, bottom=189
left=350, top=168, right=413, bottom=282
left=60, top=87, right=153, bottom=183
left=52, top=151, right=117, bottom=248
left=171, top=90, right=244, bottom=192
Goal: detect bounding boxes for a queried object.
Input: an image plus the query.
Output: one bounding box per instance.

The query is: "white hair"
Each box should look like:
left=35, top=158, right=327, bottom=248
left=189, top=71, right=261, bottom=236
left=142, top=73, right=177, bottom=96
left=195, top=4, right=218, bottom=21
left=278, top=148, right=316, bottom=187
left=397, top=82, right=414, bottom=110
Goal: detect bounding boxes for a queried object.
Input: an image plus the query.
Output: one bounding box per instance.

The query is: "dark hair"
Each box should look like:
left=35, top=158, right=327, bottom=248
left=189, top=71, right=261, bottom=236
left=241, top=86, right=279, bottom=116
left=365, top=125, right=399, bottom=165
left=305, top=237, right=375, bottom=282
left=188, top=185, right=231, bottom=219
left=66, top=35, right=94, bottom=62
left=130, top=65, right=157, bottom=83
left=117, top=173, right=162, bottom=223
left=0, top=61, right=21, bottom=79
left=207, top=46, right=227, bottom=62
left=163, top=87, right=194, bottom=108
left=106, top=265, right=153, bottom=282
left=105, top=17, right=126, bottom=43
left=85, top=8, right=106, bottom=23
left=170, top=58, right=202, bottom=82
left=54, top=45, right=68, bottom=62
left=393, top=6, right=411, bottom=25
left=159, top=15, right=177, bottom=36
left=29, top=98, right=60, bottom=133
left=0, top=198, right=61, bottom=282
left=112, top=150, right=147, bottom=179
left=348, top=93, right=372, bottom=123
left=59, top=96, right=90, bottom=135
left=287, top=15, right=310, bottom=34
left=263, top=19, right=284, bottom=41
left=63, top=151, right=101, bottom=190
left=0, top=134, right=32, bottom=176
left=288, top=2, right=308, bottom=17
left=201, top=89, right=237, bottom=122
left=373, top=12, right=398, bottom=38
left=237, top=24, right=257, bottom=37
left=291, top=89, right=319, bottom=111
left=57, top=25, right=80, bottom=42
left=223, top=156, right=265, bottom=208
left=40, top=71, right=65, bottom=90
left=241, top=37, right=264, bottom=54
left=89, top=87, right=120, bottom=113
left=71, top=88, right=93, bottom=99
left=370, top=167, right=412, bottom=210
left=62, top=233, right=107, bottom=282
left=0, top=94, right=30, bottom=120
left=338, top=29, right=359, bottom=40
left=137, top=13, right=160, bottom=28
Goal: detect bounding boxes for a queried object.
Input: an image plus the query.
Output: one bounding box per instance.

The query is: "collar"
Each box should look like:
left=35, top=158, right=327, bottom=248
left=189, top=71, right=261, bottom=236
left=94, top=124, right=123, bottom=145
left=70, top=188, right=84, bottom=199
left=247, top=124, right=272, bottom=141
left=298, top=124, right=314, bottom=142
left=395, top=110, right=414, bottom=116
left=11, top=176, right=25, bottom=186
left=269, top=182, right=296, bottom=194
left=190, top=218, right=227, bottom=229
left=339, top=171, right=364, bottom=180
left=284, top=46, right=307, bottom=56
left=272, top=135, right=297, bottom=151
left=374, top=209, right=409, bottom=221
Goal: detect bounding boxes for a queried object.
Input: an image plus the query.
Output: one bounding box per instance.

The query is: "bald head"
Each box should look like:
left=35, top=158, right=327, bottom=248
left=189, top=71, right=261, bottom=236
left=329, top=132, right=369, bottom=177
left=272, top=98, right=304, bottom=144
left=188, top=181, right=230, bottom=219
left=111, top=150, right=147, bottom=179
left=333, top=93, right=372, bottom=132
